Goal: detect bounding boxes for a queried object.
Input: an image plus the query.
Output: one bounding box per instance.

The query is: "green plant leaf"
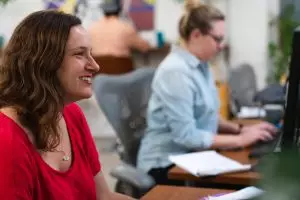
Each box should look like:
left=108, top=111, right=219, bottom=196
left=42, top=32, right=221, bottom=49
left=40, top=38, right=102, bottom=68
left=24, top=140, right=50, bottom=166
left=0, top=0, right=14, bottom=6
left=268, top=4, right=300, bottom=84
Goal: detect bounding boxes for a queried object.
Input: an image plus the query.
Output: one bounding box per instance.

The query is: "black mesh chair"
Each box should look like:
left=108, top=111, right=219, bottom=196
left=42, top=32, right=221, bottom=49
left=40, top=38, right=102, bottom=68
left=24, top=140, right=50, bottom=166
left=93, top=68, right=156, bottom=198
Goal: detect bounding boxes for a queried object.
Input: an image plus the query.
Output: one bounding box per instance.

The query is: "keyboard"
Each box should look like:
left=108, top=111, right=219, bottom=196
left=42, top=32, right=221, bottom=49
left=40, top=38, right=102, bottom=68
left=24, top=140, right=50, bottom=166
left=249, top=131, right=282, bottom=158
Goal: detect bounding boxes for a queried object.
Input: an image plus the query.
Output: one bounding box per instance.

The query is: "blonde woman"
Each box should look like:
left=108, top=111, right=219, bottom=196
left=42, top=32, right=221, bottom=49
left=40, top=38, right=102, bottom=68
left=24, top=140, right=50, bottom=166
left=137, top=1, right=276, bottom=185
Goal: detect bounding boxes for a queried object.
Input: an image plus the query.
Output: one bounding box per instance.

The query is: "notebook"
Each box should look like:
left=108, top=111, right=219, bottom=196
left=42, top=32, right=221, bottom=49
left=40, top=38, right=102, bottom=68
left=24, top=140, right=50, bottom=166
left=169, top=150, right=251, bottom=177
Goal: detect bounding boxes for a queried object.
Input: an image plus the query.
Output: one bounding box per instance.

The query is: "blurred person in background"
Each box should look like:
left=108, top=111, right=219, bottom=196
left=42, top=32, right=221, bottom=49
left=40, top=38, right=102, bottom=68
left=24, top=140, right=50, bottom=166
left=137, top=0, right=277, bottom=185
left=88, top=0, right=151, bottom=58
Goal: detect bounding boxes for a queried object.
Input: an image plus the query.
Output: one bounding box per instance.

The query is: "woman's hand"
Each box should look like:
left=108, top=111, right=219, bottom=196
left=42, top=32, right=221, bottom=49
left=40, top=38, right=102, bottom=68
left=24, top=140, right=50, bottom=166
left=242, top=122, right=277, bottom=134
left=238, top=122, right=277, bottom=147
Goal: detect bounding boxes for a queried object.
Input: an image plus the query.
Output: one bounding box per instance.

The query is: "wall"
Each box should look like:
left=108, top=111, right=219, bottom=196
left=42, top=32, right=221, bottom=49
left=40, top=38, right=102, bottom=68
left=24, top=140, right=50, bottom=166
left=228, top=0, right=267, bottom=89
left=229, top=0, right=280, bottom=89
left=0, top=0, right=43, bottom=41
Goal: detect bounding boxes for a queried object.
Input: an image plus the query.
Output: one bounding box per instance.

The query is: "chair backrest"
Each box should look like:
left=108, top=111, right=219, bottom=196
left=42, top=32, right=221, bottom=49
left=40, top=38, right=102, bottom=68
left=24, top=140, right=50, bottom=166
left=228, top=63, right=258, bottom=110
left=93, top=68, right=156, bottom=165
left=93, top=55, right=134, bottom=75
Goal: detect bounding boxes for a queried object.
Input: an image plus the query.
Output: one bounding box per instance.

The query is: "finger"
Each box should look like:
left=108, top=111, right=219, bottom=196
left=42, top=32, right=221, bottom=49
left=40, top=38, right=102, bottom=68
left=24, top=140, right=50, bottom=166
left=258, top=122, right=277, bottom=133
left=259, top=131, right=274, bottom=141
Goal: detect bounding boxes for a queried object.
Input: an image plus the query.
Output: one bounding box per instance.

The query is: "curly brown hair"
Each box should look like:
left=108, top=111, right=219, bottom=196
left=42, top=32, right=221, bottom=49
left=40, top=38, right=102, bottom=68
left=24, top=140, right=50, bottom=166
left=0, top=10, right=81, bottom=151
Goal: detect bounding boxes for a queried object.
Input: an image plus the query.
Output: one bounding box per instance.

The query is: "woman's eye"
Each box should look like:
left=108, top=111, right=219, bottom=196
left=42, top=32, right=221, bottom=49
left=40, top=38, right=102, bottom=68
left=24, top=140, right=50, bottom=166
left=74, top=52, right=84, bottom=56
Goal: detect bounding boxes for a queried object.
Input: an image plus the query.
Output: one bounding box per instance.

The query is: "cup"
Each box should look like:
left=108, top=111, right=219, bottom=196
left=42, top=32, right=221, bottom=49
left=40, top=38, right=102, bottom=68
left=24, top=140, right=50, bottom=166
left=156, top=31, right=165, bottom=48
left=0, top=35, right=4, bottom=48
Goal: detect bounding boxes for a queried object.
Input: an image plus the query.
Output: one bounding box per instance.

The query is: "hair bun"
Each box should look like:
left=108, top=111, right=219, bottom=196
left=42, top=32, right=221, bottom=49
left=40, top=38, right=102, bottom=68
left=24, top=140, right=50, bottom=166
left=184, top=0, right=202, bottom=12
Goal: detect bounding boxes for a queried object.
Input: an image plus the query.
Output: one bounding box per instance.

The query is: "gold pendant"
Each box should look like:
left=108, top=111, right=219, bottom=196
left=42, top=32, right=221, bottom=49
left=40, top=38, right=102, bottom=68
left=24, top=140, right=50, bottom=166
left=62, top=155, right=70, bottom=161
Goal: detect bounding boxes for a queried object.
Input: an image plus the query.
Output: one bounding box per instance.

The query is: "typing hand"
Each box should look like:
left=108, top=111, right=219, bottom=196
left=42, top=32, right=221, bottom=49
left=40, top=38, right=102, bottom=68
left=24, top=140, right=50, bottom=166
left=241, top=122, right=277, bottom=136
left=238, top=126, right=275, bottom=147
left=251, top=122, right=277, bottom=134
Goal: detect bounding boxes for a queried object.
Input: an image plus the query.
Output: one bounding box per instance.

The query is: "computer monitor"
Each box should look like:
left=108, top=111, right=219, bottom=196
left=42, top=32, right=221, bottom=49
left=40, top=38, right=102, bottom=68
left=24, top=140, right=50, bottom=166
left=281, top=26, right=300, bottom=152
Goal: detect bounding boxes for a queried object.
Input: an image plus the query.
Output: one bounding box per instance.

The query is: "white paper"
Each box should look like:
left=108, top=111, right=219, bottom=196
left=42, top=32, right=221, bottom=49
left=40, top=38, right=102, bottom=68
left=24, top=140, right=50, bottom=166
left=139, top=30, right=157, bottom=47
left=208, top=186, right=264, bottom=200
left=169, top=150, right=251, bottom=177
left=237, top=106, right=266, bottom=118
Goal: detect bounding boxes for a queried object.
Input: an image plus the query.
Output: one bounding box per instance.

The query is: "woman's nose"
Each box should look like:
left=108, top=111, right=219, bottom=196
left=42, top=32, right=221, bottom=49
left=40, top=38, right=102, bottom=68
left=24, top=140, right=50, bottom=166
left=86, top=57, right=100, bottom=73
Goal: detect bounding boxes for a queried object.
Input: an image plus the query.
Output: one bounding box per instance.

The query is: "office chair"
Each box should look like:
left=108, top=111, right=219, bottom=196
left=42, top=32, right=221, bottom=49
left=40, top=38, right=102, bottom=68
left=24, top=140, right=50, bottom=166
left=93, top=68, right=156, bottom=198
left=228, top=63, right=258, bottom=116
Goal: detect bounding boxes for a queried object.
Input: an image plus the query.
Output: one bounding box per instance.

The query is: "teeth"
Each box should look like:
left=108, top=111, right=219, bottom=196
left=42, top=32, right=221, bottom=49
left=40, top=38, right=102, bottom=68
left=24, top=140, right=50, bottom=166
left=79, top=76, right=92, bottom=83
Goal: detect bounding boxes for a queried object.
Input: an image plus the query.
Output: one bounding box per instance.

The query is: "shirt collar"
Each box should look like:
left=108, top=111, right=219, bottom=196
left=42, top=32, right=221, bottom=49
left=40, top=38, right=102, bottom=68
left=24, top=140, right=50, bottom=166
left=171, top=44, right=207, bottom=69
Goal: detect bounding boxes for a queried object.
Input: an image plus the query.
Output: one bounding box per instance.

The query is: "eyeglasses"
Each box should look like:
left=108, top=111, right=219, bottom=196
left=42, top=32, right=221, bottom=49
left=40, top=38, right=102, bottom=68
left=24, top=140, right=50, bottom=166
left=208, top=33, right=224, bottom=44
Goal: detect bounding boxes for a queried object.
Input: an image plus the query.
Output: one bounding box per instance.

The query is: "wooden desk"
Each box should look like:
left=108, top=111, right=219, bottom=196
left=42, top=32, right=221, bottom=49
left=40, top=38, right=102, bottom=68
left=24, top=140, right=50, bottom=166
left=134, top=44, right=170, bottom=66
left=141, top=185, right=234, bottom=200
left=231, top=118, right=263, bottom=126
left=148, top=43, right=171, bottom=54
left=168, top=149, right=260, bottom=186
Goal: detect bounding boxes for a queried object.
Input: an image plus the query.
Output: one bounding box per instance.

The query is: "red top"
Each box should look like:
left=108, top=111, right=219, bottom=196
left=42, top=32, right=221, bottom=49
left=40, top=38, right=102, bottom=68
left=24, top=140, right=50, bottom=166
left=0, top=103, right=101, bottom=200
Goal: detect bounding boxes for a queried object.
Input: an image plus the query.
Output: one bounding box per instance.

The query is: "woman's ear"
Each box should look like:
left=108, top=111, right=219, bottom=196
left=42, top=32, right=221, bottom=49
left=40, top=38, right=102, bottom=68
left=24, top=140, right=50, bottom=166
left=190, top=29, right=202, bottom=40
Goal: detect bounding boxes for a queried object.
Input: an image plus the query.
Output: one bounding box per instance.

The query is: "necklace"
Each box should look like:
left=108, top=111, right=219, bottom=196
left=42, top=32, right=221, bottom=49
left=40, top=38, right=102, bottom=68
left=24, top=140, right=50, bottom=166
left=39, top=149, right=71, bottom=162
left=47, top=149, right=71, bottom=162
left=59, top=150, right=72, bottom=162
left=62, top=154, right=71, bottom=161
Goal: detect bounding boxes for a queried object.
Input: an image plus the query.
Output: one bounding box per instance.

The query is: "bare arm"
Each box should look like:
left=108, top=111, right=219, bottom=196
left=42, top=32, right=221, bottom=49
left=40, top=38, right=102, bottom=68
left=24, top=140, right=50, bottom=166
left=128, top=27, right=151, bottom=53
left=218, top=118, right=240, bottom=134
left=211, top=134, right=241, bottom=149
left=95, top=172, right=135, bottom=200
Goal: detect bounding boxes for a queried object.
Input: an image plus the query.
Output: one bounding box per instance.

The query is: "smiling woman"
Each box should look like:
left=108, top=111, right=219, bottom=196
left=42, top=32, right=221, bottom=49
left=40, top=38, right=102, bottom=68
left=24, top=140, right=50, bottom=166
left=0, top=10, right=134, bottom=200
left=57, top=25, right=99, bottom=103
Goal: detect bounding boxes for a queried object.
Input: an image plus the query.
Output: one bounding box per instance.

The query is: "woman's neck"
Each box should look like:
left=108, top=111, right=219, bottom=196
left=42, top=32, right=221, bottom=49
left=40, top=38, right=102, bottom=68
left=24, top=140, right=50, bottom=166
left=180, top=40, right=206, bottom=61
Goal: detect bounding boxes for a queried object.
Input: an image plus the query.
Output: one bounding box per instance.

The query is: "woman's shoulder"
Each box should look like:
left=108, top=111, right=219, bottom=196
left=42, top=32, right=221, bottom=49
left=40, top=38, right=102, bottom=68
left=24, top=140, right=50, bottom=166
left=158, top=53, right=193, bottom=76
left=0, top=113, right=35, bottom=170
left=0, top=113, right=31, bottom=147
left=160, top=51, right=186, bottom=67
left=0, top=114, right=37, bottom=197
left=0, top=114, right=15, bottom=152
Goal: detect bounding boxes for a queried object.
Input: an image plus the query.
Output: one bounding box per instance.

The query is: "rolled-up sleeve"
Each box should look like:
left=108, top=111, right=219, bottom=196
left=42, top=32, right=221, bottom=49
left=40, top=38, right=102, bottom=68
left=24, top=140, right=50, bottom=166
left=154, top=69, right=214, bottom=149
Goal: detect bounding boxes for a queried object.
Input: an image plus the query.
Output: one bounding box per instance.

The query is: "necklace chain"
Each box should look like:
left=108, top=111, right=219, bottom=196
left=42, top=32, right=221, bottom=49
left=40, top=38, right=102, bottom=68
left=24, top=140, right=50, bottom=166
left=56, top=150, right=72, bottom=162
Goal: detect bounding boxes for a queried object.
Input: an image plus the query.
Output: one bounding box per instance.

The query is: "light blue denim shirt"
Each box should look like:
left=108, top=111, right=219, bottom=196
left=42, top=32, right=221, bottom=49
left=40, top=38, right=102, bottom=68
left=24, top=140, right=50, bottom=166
left=137, top=46, right=220, bottom=172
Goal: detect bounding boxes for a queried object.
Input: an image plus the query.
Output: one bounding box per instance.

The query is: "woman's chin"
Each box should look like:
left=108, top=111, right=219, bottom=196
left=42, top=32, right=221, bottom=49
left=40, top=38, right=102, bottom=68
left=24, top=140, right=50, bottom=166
left=66, top=91, right=93, bottom=103
left=79, top=92, right=93, bottom=100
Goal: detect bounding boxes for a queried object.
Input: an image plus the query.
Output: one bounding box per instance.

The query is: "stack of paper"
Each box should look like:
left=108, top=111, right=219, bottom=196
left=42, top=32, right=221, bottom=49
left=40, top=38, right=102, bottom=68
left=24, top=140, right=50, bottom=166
left=237, top=106, right=266, bottom=118
left=205, top=186, right=264, bottom=200
left=169, top=150, right=251, bottom=177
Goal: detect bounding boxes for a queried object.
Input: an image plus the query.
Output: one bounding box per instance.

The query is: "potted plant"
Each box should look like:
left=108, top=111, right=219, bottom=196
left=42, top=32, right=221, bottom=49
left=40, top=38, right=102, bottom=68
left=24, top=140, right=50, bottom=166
left=0, top=0, right=13, bottom=6
left=268, top=4, right=300, bottom=84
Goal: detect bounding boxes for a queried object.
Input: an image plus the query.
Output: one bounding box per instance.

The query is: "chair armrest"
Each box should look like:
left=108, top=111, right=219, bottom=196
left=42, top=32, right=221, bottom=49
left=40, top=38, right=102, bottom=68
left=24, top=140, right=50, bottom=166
left=110, top=163, right=155, bottom=191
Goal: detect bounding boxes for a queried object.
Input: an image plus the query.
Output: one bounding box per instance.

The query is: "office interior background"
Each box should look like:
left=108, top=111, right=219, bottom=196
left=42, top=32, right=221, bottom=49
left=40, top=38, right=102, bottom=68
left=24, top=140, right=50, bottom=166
left=1, top=0, right=300, bottom=193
